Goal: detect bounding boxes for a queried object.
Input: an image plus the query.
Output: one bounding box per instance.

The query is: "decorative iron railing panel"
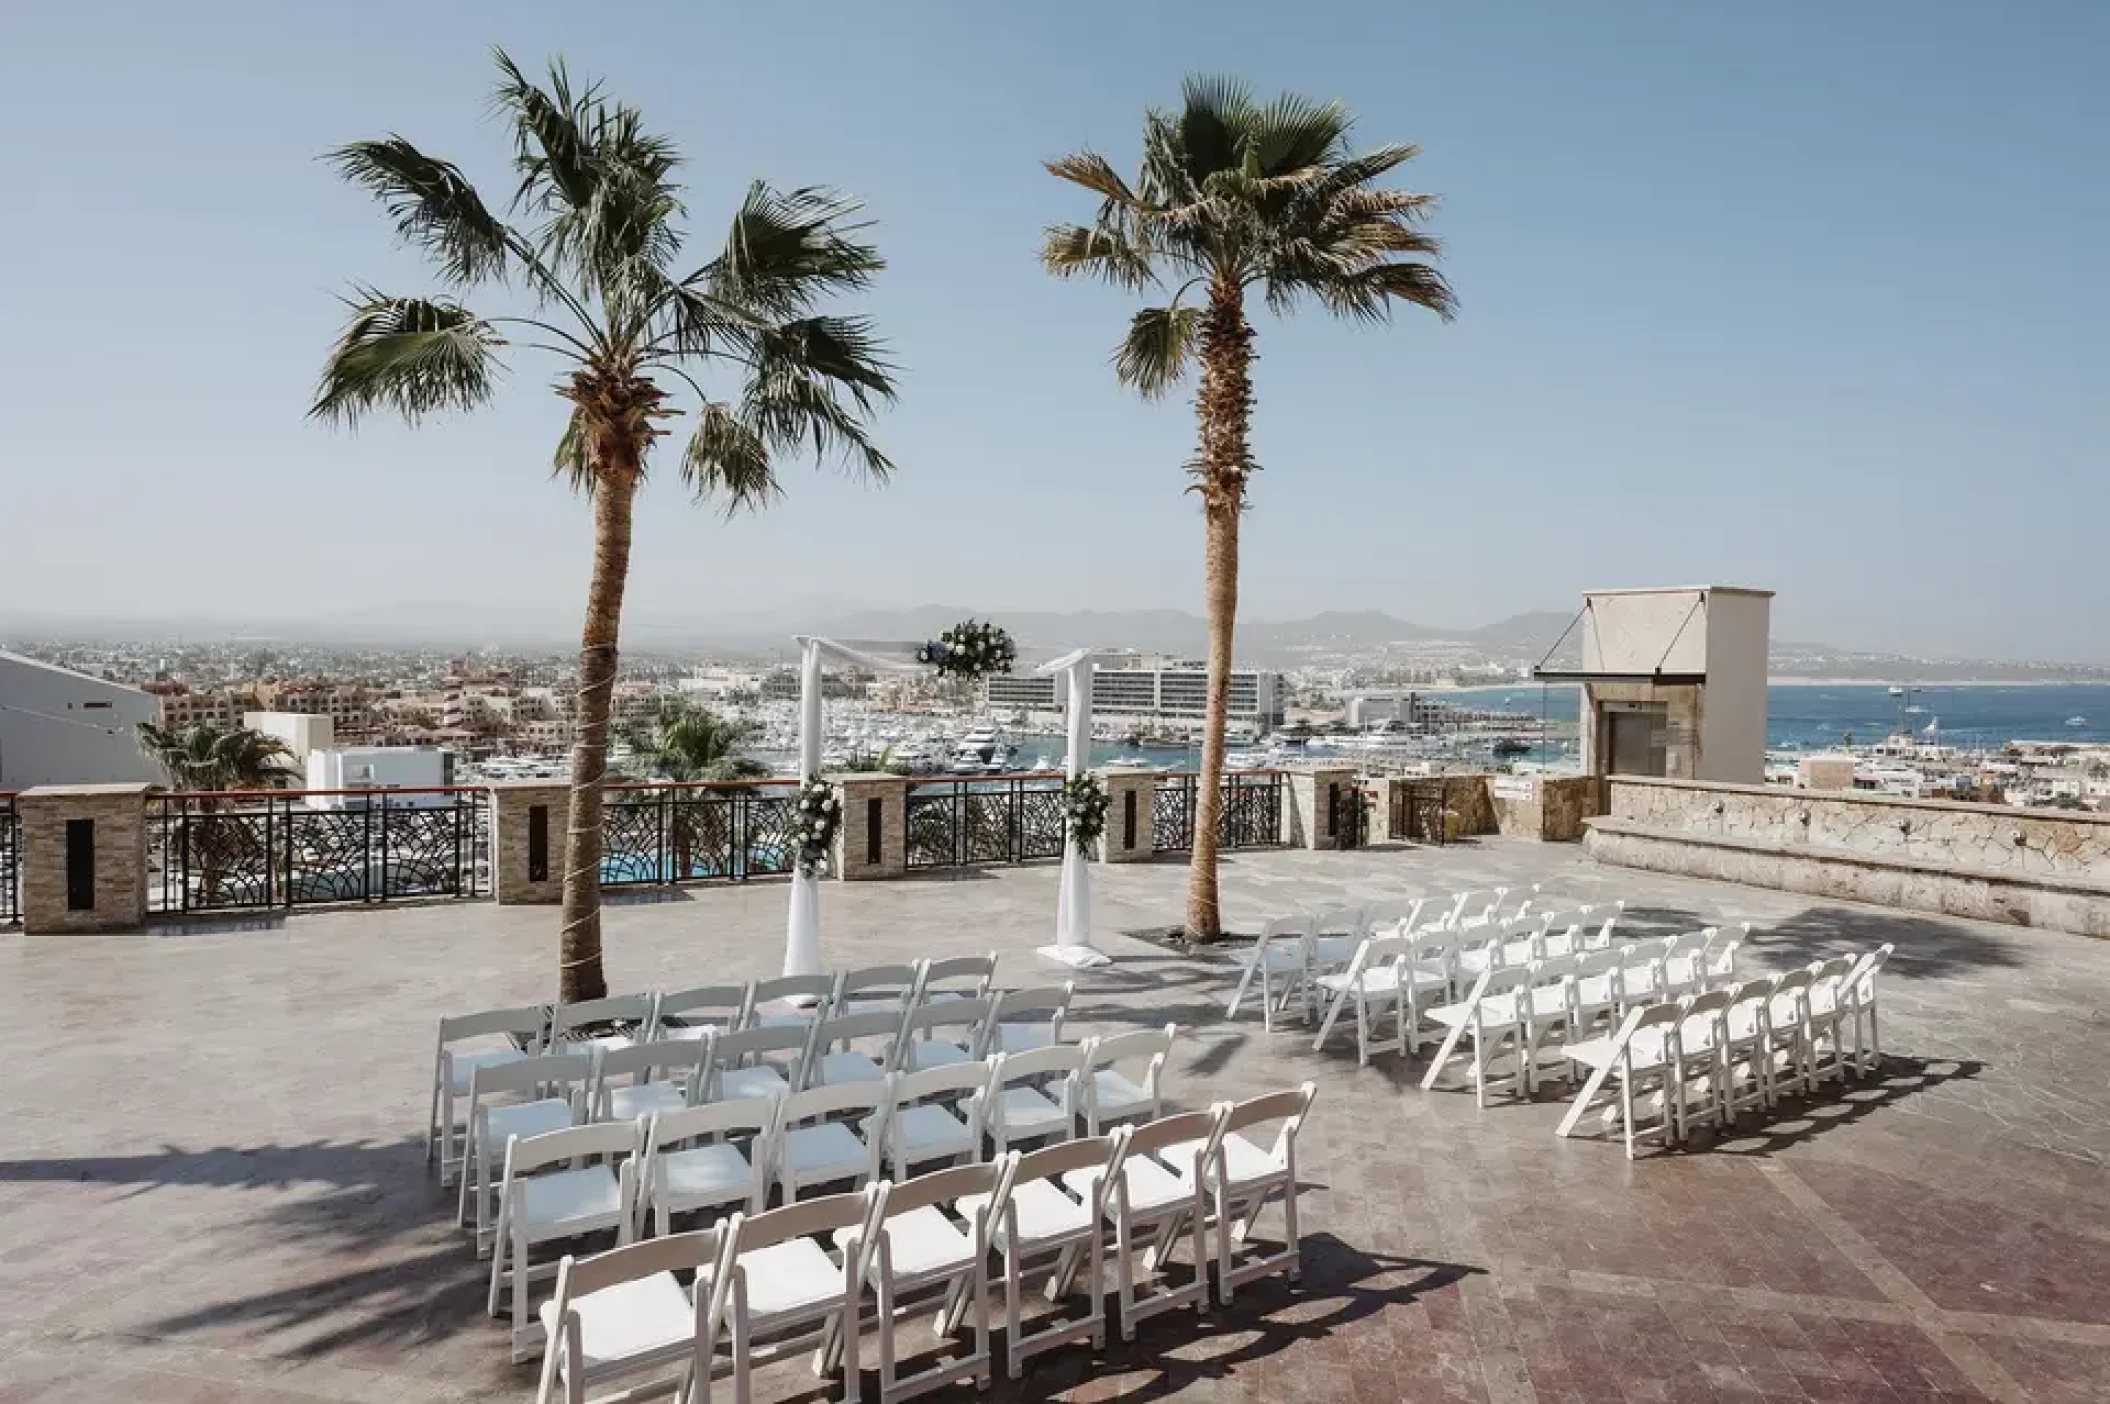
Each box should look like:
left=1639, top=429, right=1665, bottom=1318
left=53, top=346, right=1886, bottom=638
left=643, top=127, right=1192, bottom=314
left=599, top=783, right=798, bottom=886
left=0, top=793, right=20, bottom=926
left=1150, top=771, right=1284, bottom=853
left=905, top=777, right=1068, bottom=869
left=149, top=789, right=490, bottom=914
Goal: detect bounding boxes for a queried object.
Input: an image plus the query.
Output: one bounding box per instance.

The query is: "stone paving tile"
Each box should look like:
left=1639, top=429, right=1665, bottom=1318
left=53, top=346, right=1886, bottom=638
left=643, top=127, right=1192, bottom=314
left=0, top=840, right=2105, bottom=1402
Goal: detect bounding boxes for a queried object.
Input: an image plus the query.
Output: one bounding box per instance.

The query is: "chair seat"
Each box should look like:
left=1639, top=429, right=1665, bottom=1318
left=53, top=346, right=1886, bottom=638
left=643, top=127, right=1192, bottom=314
left=1235, top=945, right=1305, bottom=974
left=895, top=1039, right=975, bottom=1072
left=784, top=1122, right=871, bottom=1182
left=539, top=1271, right=694, bottom=1371
left=606, top=1082, right=689, bottom=1122
left=814, top=1049, right=887, bottom=1086
left=657, top=1020, right=728, bottom=1043
left=521, top=1165, right=625, bottom=1229
left=993, top=1085, right=1068, bottom=1141
left=1317, top=965, right=1445, bottom=996
left=1569, top=1028, right=1673, bottom=1074
left=996, top=1025, right=1053, bottom=1055
left=874, top=1103, right=972, bottom=1162
left=1090, top=1069, right=1152, bottom=1118
left=485, top=1099, right=574, bottom=1146
left=962, top=1179, right=1091, bottom=1248
left=659, top=1142, right=754, bottom=1207
left=838, top=1204, right=977, bottom=1280
left=1310, top=934, right=1357, bottom=967
left=1062, top=1154, right=1193, bottom=1215
left=725, top=1237, right=847, bottom=1320
left=447, top=1049, right=530, bottom=1095
left=715, top=1065, right=790, bottom=1102
left=1165, top=1132, right=1282, bottom=1191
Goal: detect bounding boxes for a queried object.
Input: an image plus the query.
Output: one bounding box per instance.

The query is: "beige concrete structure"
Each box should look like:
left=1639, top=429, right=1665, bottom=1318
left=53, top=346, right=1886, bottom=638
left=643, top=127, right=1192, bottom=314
left=489, top=781, right=568, bottom=905
left=16, top=783, right=151, bottom=933
left=1097, top=769, right=1158, bottom=863
left=1487, top=773, right=1601, bottom=842
left=1587, top=774, right=2110, bottom=938
left=1281, top=766, right=1359, bottom=850
left=1799, top=752, right=1858, bottom=791
left=831, top=774, right=906, bottom=880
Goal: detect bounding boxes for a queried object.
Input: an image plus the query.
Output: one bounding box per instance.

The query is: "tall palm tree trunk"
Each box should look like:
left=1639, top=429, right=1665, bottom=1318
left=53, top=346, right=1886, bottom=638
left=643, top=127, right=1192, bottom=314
left=559, top=464, right=639, bottom=1003
left=1185, top=286, right=1256, bottom=942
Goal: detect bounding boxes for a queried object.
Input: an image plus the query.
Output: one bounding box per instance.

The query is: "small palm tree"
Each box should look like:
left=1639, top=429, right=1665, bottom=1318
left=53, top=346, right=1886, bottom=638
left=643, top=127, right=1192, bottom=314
left=313, top=52, right=896, bottom=1000
left=633, top=699, right=770, bottom=784
left=137, top=722, right=300, bottom=906
left=1043, top=77, right=1454, bottom=940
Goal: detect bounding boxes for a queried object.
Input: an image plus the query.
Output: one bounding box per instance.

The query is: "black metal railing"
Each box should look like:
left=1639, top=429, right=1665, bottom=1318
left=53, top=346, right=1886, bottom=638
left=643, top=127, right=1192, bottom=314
left=1150, top=770, right=1285, bottom=852
left=0, top=793, right=19, bottom=925
left=905, top=775, right=1068, bottom=869
left=600, top=781, right=799, bottom=886
left=149, top=788, right=491, bottom=914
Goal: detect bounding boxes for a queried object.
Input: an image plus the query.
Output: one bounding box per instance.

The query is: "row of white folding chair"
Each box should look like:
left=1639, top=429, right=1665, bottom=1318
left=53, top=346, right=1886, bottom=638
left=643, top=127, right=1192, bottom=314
left=1554, top=944, right=1895, bottom=1156
left=1415, top=929, right=1749, bottom=1106
left=534, top=1084, right=1316, bottom=1403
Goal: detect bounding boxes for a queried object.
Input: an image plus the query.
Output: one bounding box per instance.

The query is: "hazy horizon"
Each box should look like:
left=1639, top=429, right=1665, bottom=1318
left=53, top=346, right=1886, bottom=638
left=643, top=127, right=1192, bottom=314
left=3, top=3, right=2105, bottom=664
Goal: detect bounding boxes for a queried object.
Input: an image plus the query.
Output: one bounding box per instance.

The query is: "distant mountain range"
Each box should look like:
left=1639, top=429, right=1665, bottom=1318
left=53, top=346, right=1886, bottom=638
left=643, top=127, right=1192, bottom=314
left=6, top=602, right=2107, bottom=681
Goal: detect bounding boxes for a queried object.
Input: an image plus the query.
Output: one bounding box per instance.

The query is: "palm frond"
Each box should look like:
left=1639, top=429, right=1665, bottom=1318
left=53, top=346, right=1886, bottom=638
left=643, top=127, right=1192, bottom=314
left=310, top=292, right=504, bottom=424
left=1317, top=261, right=1458, bottom=324
left=1174, top=75, right=1255, bottom=184
left=751, top=316, right=898, bottom=410
left=743, top=352, right=895, bottom=482
left=552, top=405, right=591, bottom=490
left=1045, top=151, right=1138, bottom=206
left=1244, top=92, right=1351, bottom=177
left=493, top=49, right=598, bottom=214
left=323, top=137, right=512, bottom=285
left=703, top=183, right=883, bottom=321
left=1039, top=224, right=1157, bottom=291
left=1113, top=305, right=1197, bottom=398
left=681, top=402, right=779, bottom=513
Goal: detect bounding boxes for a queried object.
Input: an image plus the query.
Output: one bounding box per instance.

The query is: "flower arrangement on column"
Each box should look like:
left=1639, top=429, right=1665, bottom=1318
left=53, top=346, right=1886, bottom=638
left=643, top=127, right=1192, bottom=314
left=792, top=776, right=842, bottom=877
left=1061, top=773, right=1110, bottom=857
left=916, top=619, right=1018, bottom=678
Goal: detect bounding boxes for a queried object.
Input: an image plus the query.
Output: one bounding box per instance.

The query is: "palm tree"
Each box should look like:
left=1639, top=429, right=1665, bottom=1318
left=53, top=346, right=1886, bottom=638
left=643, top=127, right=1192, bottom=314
left=137, top=722, right=301, bottom=906
left=312, top=52, right=896, bottom=1000
left=631, top=698, right=770, bottom=784
left=1043, top=77, right=1454, bottom=940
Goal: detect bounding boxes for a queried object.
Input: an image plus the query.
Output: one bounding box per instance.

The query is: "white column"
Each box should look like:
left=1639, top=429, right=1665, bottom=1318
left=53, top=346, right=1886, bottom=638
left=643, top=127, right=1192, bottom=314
left=783, top=639, right=825, bottom=979
left=1042, top=656, right=1110, bottom=968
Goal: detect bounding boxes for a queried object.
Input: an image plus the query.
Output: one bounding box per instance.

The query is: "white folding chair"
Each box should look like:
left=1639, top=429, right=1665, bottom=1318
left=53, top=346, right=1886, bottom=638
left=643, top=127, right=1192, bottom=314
left=1720, top=977, right=1776, bottom=1118
left=653, top=982, right=750, bottom=1042
left=1515, top=955, right=1584, bottom=1092
left=746, top=973, right=836, bottom=1029
left=1419, top=967, right=1532, bottom=1107
left=1845, top=943, right=1895, bottom=1075
left=459, top=1051, right=594, bottom=1252
left=709, top=1187, right=882, bottom=1404
left=587, top=1038, right=712, bottom=1125
left=1303, top=904, right=1366, bottom=1011
left=838, top=1159, right=1010, bottom=1403
left=1555, top=1001, right=1678, bottom=1152
left=1169, top=1084, right=1317, bottom=1304
left=1670, top=990, right=1733, bottom=1139
left=706, top=1024, right=810, bottom=1104
left=1763, top=967, right=1815, bottom=1102
left=872, top=1065, right=986, bottom=1179
left=1704, top=922, right=1750, bottom=985
left=638, top=1100, right=773, bottom=1238
left=534, top=1227, right=731, bottom=1404
left=1660, top=929, right=1717, bottom=997
left=1224, top=913, right=1313, bottom=1031
left=1566, top=947, right=1627, bottom=1041
left=920, top=952, right=998, bottom=1003
left=1082, top=1025, right=1177, bottom=1135
left=984, top=1045, right=1087, bottom=1154
left=1614, top=937, right=1670, bottom=1013
left=774, top=1081, right=888, bottom=1203
left=1805, top=955, right=1859, bottom=1088
left=489, top=1121, right=642, bottom=1360
left=1358, top=896, right=1428, bottom=938
left=836, top=963, right=923, bottom=1016
left=1066, top=1108, right=1220, bottom=1340
left=1311, top=928, right=1443, bottom=1064
left=806, top=1009, right=911, bottom=1088
left=959, top=1131, right=1129, bottom=1379
left=430, top=1005, right=545, bottom=1185
left=549, top=993, right=661, bottom=1056
left=1453, top=887, right=1514, bottom=931
left=987, top=983, right=1072, bottom=1055
left=888, top=997, right=995, bottom=1073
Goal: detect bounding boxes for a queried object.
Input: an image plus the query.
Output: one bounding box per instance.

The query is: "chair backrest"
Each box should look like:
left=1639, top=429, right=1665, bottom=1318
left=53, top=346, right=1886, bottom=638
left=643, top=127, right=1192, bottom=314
left=921, top=952, right=999, bottom=998
left=558, top=1224, right=727, bottom=1301
left=1124, top=1107, right=1227, bottom=1172
left=1008, top=1129, right=1130, bottom=1195
left=992, top=983, right=1072, bottom=1032
left=1573, top=947, right=1624, bottom=980
left=1360, top=896, right=1427, bottom=937
left=1677, top=989, right=1732, bottom=1050
left=470, top=1049, right=595, bottom=1104
left=990, top=1043, right=1088, bottom=1087
left=774, top=1078, right=889, bottom=1129
left=1221, top=1081, right=1317, bottom=1162
left=595, top=1037, right=712, bottom=1091
left=900, top=994, right=995, bottom=1045
left=1766, top=967, right=1812, bottom=1021
left=550, top=993, right=659, bottom=1043
left=878, top=1157, right=1007, bottom=1220
left=1725, top=977, right=1774, bottom=1026
left=439, top=1004, right=547, bottom=1049
left=892, top=1061, right=991, bottom=1109
left=746, top=974, right=835, bottom=1019
left=1847, top=942, right=1895, bottom=999
left=646, top=1099, right=774, bottom=1157
left=808, top=1008, right=910, bottom=1060
left=1458, top=887, right=1513, bottom=928
left=1526, top=952, right=1581, bottom=987
left=506, top=1119, right=643, bottom=1177
left=1257, top=912, right=1313, bottom=953
left=1307, top=904, right=1364, bottom=941
left=1808, top=954, right=1856, bottom=996
left=1614, top=999, right=1684, bottom=1070
left=734, top=1184, right=883, bottom=1256
left=657, top=983, right=750, bottom=1031
left=1085, top=1024, right=1177, bottom=1075
left=712, top=1023, right=812, bottom=1071
left=837, top=963, right=921, bottom=1005
left=1431, top=890, right=1476, bottom=928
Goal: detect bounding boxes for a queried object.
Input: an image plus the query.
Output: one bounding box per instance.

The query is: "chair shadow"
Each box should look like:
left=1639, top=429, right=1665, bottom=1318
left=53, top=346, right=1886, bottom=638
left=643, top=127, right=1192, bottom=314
left=1745, top=906, right=2025, bottom=981
left=1696, top=1055, right=1985, bottom=1157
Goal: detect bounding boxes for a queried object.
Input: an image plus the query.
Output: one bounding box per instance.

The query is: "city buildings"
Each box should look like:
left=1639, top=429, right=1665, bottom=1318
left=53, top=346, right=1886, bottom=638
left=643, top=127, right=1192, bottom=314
left=985, top=657, right=1285, bottom=728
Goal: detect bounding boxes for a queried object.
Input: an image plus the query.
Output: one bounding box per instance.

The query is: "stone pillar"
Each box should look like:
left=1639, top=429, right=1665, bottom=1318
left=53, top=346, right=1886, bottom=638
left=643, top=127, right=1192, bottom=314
left=18, top=784, right=150, bottom=934
left=1281, top=767, right=1357, bottom=851
left=490, top=781, right=569, bottom=905
left=833, top=773, right=907, bottom=881
left=1098, top=769, right=1157, bottom=864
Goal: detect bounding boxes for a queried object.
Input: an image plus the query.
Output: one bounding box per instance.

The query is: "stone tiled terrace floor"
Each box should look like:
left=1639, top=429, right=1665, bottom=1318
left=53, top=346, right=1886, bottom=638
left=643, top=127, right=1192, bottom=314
left=2, top=840, right=2107, bottom=1403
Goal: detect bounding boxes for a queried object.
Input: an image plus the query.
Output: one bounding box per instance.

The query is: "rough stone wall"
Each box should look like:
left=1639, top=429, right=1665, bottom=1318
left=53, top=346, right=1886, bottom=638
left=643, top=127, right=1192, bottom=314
left=1605, top=776, right=2110, bottom=879
left=19, top=784, right=150, bottom=933
left=833, top=774, right=906, bottom=881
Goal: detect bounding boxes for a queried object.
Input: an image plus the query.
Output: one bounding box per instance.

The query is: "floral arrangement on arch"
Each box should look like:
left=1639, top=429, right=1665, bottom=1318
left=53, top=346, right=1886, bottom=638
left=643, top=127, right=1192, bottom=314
left=916, top=618, right=1017, bottom=680
left=1061, top=772, right=1110, bottom=852
left=791, top=775, right=842, bottom=877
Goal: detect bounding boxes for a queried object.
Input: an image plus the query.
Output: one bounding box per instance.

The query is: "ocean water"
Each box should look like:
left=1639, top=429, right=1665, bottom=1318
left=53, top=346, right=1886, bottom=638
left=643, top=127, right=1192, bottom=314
left=1445, top=683, right=2110, bottom=751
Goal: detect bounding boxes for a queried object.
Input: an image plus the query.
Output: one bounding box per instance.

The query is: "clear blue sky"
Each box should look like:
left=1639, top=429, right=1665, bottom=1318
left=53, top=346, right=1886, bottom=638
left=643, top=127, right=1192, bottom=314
left=2, top=2, right=2105, bottom=661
